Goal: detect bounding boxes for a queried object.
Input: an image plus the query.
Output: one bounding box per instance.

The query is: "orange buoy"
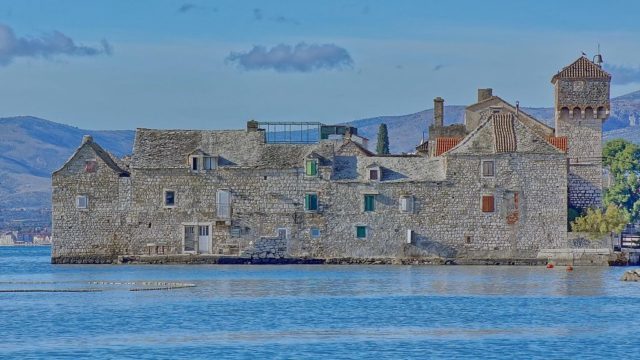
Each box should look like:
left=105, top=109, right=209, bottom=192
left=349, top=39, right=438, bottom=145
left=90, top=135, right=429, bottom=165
left=546, top=263, right=554, bottom=269
left=566, top=266, right=573, bottom=272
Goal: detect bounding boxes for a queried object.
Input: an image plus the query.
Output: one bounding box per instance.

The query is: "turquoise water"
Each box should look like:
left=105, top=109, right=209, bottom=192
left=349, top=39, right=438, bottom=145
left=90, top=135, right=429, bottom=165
left=1, top=247, right=640, bottom=359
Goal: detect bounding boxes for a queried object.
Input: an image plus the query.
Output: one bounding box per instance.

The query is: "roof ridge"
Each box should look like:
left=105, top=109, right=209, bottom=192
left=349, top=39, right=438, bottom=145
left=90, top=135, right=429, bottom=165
left=552, top=56, right=611, bottom=82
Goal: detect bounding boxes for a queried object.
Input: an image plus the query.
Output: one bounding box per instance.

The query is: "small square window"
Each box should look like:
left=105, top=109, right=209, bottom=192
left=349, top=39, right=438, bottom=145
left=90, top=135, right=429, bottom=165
left=164, top=190, right=176, bottom=207
left=356, top=226, right=367, bottom=239
left=482, top=160, right=495, bottom=177
left=481, top=195, right=495, bottom=213
left=310, top=228, right=321, bottom=238
left=369, top=169, right=379, bottom=181
left=305, top=159, right=318, bottom=176
left=305, top=193, right=318, bottom=211
left=364, top=194, right=376, bottom=212
left=203, top=157, right=216, bottom=170
left=76, top=195, right=88, bottom=209
left=84, top=160, right=97, bottom=173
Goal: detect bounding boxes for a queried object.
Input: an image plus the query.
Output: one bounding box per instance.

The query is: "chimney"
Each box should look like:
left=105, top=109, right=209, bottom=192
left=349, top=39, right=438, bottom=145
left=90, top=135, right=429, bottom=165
left=82, top=135, right=93, bottom=144
left=433, top=97, right=444, bottom=127
left=477, top=88, right=493, bottom=102
left=246, top=119, right=259, bottom=132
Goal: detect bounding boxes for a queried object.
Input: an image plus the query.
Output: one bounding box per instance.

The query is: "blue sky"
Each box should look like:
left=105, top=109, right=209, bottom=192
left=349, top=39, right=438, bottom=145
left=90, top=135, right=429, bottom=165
left=1, top=0, right=640, bottom=130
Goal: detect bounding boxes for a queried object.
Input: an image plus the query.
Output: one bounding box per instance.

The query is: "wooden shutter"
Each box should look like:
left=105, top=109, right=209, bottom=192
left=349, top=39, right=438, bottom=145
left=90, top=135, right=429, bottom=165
left=482, top=195, right=495, bottom=212
left=364, top=195, right=375, bottom=211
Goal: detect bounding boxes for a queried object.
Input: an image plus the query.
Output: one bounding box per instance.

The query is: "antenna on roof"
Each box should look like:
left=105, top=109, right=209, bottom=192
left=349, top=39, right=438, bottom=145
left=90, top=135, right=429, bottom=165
left=593, top=44, right=603, bottom=67
left=515, top=101, right=520, bottom=115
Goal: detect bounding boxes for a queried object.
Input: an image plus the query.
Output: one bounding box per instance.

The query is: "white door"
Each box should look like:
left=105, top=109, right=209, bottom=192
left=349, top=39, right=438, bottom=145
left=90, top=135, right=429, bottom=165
left=198, top=225, right=210, bottom=254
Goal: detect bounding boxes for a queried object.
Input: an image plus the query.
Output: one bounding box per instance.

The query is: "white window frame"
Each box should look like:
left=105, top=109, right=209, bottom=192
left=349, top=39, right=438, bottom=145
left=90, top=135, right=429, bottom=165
left=190, top=155, right=200, bottom=172
left=368, top=167, right=381, bottom=181
left=277, top=227, right=289, bottom=240
left=481, top=160, right=495, bottom=178
left=216, top=189, right=231, bottom=219
left=203, top=156, right=217, bottom=170
left=164, top=189, right=176, bottom=208
left=399, top=195, right=414, bottom=213
left=76, top=195, right=88, bottom=209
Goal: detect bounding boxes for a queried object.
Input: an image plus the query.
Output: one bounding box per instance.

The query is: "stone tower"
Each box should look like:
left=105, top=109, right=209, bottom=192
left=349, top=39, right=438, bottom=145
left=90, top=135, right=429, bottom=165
left=551, top=55, right=611, bottom=210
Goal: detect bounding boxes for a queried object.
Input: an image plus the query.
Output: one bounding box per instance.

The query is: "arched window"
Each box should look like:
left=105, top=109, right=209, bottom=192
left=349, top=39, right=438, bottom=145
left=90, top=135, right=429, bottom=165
left=572, top=107, right=582, bottom=119
left=597, top=106, right=606, bottom=119
left=584, top=107, right=594, bottom=119
left=560, top=107, right=570, bottom=120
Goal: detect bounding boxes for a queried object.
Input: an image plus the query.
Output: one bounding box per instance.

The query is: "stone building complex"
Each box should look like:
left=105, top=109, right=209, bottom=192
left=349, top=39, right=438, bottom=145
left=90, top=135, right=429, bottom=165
left=51, top=55, right=612, bottom=263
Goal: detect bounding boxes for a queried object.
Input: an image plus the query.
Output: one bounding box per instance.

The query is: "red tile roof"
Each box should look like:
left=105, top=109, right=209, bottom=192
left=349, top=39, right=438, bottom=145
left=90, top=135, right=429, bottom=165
left=551, top=56, right=611, bottom=82
left=435, top=137, right=461, bottom=156
left=493, top=113, right=517, bottom=153
left=546, top=136, right=568, bottom=153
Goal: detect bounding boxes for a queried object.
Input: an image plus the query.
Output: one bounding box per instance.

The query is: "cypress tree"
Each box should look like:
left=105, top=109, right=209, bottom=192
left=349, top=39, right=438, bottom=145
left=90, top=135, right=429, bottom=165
left=376, top=123, right=390, bottom=155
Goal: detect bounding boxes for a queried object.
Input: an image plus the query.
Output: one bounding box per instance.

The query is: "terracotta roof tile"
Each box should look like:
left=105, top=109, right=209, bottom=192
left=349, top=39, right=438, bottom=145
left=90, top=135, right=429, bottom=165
left=493, top=113, right=517, bottom=153
left=435, top=137, right=461, bottom=156
left=551, top=56, right=611, bottom=82
left=546, top=136, right=568, bottom=153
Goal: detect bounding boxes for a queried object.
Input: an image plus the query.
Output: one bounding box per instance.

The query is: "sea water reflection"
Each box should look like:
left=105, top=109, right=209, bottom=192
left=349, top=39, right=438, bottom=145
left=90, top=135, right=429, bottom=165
left=1, top=247, right=639, bottom=359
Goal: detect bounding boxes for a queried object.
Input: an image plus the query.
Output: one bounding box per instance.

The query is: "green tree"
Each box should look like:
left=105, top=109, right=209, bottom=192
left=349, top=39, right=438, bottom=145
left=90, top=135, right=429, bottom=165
left=571, top=204, right=630, bottom=237
left=602, top=139, right=640, bottom=221
left=376, top=123, right=390, bottom=155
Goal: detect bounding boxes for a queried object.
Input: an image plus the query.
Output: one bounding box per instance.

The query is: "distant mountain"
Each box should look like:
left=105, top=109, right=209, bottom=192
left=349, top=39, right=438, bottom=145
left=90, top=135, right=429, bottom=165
left=1, top=90, right=640, bottom=228
left=0, top=116, right=134, bottom=211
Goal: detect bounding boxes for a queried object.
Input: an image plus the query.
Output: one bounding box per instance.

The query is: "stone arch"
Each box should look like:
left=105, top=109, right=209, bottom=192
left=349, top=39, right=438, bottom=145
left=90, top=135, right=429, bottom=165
left=572, top=107, right=582, bottom=119
left=597, top=106, right=606, bottom=119
left=560, top=107, right=570, bottom=120
left=584, top=107, right=594, bottom=119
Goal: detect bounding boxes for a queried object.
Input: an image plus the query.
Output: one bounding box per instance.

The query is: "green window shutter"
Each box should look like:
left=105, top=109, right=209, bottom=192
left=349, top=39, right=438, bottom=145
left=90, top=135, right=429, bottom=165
left=364, top=195, right=375, bottom=212
left=305, top=193, right=318, bottom=211
left=356, top=226, right=366, bottom=238
left=305, top=160, right=317, bottom=176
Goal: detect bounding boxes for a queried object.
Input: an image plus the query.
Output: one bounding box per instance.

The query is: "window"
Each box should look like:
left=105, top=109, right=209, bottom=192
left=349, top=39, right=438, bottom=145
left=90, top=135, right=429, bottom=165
left=364, top=194, right=376, bottom=212
left=216, top=189, right=231, bottom=219
left=400, top=195, right=414, bottom=213
left=305, top=193, right=318, bottom=212
left=305, top=159, right=318, bottom=176
left=76, top=195, right=88, bottom=209
left=203, top=156, right=217, bottom=170
left=482, top=160, right=495, bottom=177
left=369, top=169, right=379, bottom=181
left=481, top=195, right=495, bottom=213
left=191, top=157, right=199, bottom=171
left=310, top=228, right=321, bottom=238
left=277, top=228, right=289, bottom=239
left=164, top=190, right=176, bottom=207
left=356, top=226, right=367, bottom=239
left=84, top=160, right=97, bottom=173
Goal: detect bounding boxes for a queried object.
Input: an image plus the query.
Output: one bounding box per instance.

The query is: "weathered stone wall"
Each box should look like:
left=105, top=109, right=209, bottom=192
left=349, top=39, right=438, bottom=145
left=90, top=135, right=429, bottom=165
left=554, top=78, right=608, bottom=210
left=52, top=145, right=130, bottom=260
left=52, top=134, right=568, bottom=263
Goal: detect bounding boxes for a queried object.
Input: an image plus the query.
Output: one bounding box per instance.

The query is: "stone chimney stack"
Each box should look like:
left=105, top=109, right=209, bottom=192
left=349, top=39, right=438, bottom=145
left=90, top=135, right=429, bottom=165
left=433, top=97, right=444, bottom=127
left=246, top=120, right=259, bottom=132
left=477, top=88, right=493, bottom=102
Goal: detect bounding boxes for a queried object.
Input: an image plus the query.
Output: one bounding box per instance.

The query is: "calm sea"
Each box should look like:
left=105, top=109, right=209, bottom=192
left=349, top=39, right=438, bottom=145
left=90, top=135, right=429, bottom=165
left=1, top=246, right=640, bottom=359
